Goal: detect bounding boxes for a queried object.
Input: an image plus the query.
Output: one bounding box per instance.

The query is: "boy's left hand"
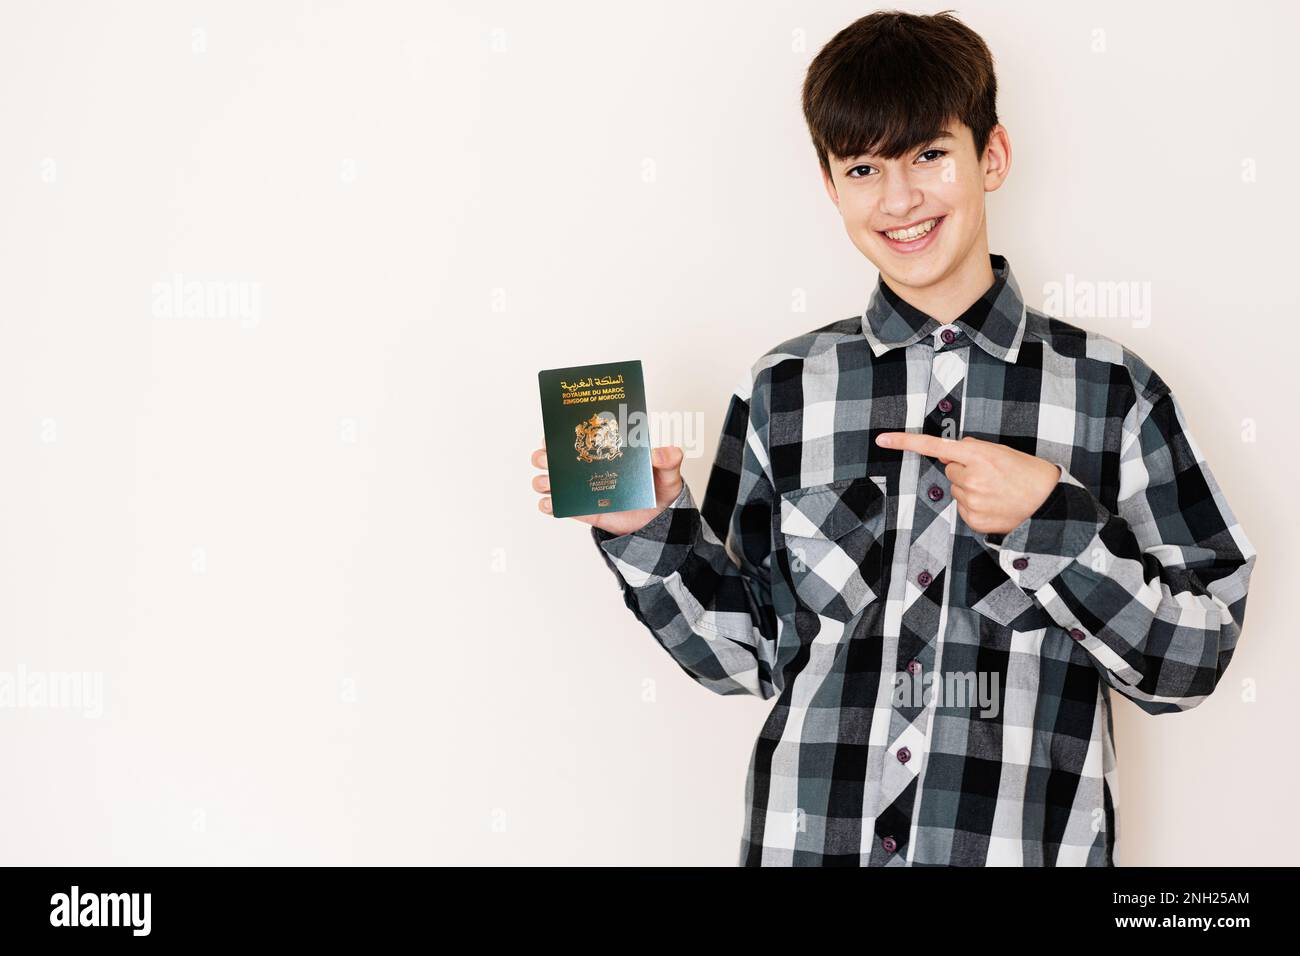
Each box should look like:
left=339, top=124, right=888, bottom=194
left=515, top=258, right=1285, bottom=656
left=874, top=432, right=1061, bottom=535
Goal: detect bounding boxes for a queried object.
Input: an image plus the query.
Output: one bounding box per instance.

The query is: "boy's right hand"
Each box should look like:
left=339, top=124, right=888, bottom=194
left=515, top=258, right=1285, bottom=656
left=530, top=442, right=685, bottom=537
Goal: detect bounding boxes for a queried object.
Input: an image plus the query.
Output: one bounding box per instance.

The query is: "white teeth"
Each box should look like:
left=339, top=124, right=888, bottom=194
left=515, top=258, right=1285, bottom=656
left=884, top=217, right=940, bottom=241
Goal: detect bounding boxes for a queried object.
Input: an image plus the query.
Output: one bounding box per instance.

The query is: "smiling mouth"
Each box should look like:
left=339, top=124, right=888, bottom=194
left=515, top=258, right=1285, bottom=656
left=880, top=216, right=944, bottom=242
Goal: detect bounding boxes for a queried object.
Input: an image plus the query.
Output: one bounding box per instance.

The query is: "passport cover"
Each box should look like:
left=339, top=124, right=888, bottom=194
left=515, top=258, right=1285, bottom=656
left=538, top=359, right=656, bottom=518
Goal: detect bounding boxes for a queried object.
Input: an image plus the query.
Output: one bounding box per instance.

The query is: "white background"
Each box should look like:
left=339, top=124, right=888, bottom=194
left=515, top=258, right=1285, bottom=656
left=0, top=0, right=1294, bottom=864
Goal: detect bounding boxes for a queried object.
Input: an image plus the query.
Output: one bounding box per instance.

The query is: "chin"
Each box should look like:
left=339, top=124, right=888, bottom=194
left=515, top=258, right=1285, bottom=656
left=872, top=244, right=953, bottom=288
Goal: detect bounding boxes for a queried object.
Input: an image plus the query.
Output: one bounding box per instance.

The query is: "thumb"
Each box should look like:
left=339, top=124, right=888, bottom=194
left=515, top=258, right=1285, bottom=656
left=650, top=445, right=685, bottom=506
left=651, top=445, right=684, bottom=473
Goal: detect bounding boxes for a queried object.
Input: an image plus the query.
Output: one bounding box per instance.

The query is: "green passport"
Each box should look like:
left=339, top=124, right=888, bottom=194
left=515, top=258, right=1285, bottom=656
left=538, top=359, right=656, bottom=518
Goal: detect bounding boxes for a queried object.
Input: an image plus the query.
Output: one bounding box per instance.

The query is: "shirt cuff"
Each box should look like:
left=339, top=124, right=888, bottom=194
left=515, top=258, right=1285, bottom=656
left=978, top=464, right=1108, bottom=592
left=590, top=482, right=698, bottom=584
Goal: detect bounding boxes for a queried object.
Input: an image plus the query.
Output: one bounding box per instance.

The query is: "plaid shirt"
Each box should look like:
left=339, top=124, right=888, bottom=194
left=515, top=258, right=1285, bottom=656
left=592, top=254, right=1256, bottom=866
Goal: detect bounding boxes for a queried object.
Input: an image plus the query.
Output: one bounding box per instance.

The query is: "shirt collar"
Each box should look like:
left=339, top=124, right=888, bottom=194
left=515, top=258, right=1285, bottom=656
left=861, top=253, right=1028, bottom=363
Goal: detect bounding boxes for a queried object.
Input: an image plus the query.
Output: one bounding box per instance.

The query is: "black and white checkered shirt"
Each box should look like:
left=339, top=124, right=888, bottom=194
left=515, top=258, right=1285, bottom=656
left=592, top=254, right=1256, bottom=866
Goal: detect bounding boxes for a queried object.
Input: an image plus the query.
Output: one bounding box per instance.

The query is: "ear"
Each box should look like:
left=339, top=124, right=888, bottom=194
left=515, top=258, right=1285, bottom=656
left=982, top=124, right=1012, bottom=193
left=820, top=163, right=840, bottom=209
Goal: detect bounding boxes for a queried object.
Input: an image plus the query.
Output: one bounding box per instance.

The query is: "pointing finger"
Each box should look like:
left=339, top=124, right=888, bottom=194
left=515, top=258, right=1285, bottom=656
left=875, top=431, right=974, bottom=464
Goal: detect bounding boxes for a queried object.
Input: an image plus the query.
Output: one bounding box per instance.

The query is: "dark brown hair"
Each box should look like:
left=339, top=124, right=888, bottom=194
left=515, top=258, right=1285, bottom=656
left=801, top=10, right=999, bottom=179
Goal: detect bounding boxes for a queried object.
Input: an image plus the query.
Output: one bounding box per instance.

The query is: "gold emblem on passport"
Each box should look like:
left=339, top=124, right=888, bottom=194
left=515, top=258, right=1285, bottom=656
left=574, top=412, right=624, bottom=463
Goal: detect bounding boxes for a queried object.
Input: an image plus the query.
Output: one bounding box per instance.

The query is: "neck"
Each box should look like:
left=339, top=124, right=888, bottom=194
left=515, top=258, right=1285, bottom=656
left=880, top=237, right=995, bottom=324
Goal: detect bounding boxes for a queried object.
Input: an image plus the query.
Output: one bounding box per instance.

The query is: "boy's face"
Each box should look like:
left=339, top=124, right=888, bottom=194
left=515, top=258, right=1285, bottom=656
left=820, top=120, right=1010, bottom=292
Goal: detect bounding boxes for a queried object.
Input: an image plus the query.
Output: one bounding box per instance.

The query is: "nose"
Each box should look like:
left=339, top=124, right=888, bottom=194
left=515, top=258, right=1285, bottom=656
left=878, top=169, right=924, bottom=222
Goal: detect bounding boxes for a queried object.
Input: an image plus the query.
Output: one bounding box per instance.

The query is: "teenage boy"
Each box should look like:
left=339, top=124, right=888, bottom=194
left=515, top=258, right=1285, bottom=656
left=529, top=10, right=1255, bottom=866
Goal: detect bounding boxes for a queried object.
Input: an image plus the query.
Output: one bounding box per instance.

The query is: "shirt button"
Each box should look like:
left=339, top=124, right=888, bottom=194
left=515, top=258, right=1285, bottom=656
left=917, top=569, right=932, bottom=587
left=927, top=484, right=944, bottom=501
left=1069, top=627, right=1086, bottom=641
left=940, top=328, right=957, bottom=345
left=907, top=659, right=922, bottom=675
left=937, top=398, right=953, bottom=413
left=882, top=836, right=898, bottom=852
left=897, top=746, right=911, bottom=764
left=1012, top=557, right=1029, bottom=570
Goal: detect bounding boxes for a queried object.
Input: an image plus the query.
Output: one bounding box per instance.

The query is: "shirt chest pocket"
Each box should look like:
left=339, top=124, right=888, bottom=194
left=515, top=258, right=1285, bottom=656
left=778, top=475, right=889, bottom=623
